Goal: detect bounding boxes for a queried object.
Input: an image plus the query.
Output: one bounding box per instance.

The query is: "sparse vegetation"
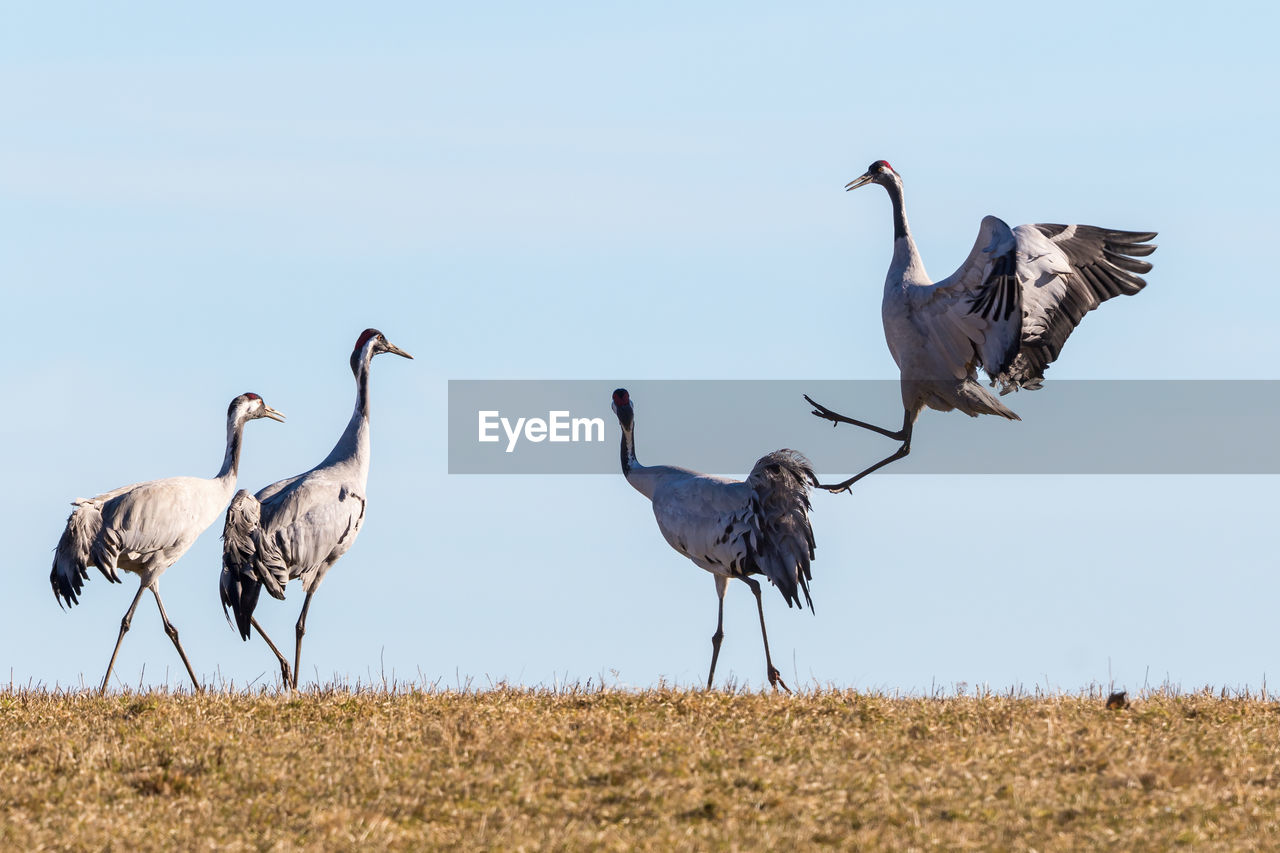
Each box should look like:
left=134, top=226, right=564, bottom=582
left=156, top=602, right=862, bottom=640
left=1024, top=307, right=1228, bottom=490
left=3, top=685, right=1279, bottom=849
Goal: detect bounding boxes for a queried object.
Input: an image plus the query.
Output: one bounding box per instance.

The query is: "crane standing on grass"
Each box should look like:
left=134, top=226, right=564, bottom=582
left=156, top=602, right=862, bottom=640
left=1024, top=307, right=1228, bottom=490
left=50, top=392, right=286, bottom=692
left=806, top=160, right=1157, bottom=492
left=221, top=329, right=412, bottom=689
left=611, top=388, right=817, bottom=692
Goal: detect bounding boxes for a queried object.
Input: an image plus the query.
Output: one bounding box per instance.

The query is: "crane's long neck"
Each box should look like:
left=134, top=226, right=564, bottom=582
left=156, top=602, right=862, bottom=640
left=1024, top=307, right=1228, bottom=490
left=620, top=424, right=638, bottom=478
left=883, top=177, right=929, bottom=285
left=215, top=414, right=246, bottom=486
left=619, top=422, right=665, bottom=501
left=321, top=349, right=374, bottom=472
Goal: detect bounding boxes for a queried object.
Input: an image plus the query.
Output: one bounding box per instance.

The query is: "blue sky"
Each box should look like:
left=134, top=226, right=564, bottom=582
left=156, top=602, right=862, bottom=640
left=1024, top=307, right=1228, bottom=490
left=4, top=1, right=1278, bottom=693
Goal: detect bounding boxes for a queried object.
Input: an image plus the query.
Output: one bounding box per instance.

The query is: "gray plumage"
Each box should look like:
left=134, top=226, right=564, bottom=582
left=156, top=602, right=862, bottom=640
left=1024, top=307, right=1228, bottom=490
left=808, top=160, right=1156, bottom=492
left=612, top=389, right=817, bottom=692
left=50, top=392, right=284, bottom=692
left=220, top=329, right=412, bottom=689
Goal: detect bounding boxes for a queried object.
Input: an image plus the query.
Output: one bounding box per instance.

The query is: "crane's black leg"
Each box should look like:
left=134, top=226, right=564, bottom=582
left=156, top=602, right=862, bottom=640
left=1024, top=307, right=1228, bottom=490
left=707, top=575, right=729, bottom=690
left=250, top=617, right=293, bottom=688
left=742, top=577, right=791, bottom=694
left=100, top=585, right=148, bottom=694
left=814, top=414, right=914, bottom=495
left=292, top=591, right=314, bottom=690
left=150, top=584, right=201, bottom=692
left=805, top=396, right=910, bottom=441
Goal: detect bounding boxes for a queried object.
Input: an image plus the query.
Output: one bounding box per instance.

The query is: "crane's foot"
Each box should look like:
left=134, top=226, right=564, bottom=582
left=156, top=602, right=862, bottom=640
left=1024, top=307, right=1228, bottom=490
left=814, top=477, right=857, bottom=495
left=280, top=661, right=294, bottom=690
left=767, top=667, right=792, bottom=695
left=805, top=395, right=856, bottom=427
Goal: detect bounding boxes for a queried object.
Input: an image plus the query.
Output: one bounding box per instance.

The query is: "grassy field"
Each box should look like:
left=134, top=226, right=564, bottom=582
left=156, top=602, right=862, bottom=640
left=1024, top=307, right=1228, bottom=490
left=3, top=685, right=1279, bottom=850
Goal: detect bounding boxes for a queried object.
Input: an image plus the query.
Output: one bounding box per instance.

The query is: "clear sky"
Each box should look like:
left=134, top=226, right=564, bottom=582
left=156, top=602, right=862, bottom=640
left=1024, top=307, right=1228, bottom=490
left=4, top=1, right=1278, bottom=694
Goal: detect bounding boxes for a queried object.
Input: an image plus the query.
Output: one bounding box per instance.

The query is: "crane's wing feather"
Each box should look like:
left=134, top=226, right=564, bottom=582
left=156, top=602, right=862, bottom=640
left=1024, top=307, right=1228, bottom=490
left=253, top=473, right=305, bottom=504
left=994, top=224, right=1156, bottom=392
left=651, top=474, right=757, bottom=577
left=95, top=478, right=216, bottom=565
left=254, top=476, right=366, bottom=595
left=908, top=215, right=1023, bottom=379
left=53, top=476, right=229, bottom=608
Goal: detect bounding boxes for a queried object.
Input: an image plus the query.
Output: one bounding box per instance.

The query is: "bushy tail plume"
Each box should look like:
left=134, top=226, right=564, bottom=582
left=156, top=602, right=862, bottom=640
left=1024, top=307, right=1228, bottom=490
left=747, top=450, right=818, bottom=611
left=50, top=500, right=119, bottom=608
left=221, top=490, right=263, bottom=640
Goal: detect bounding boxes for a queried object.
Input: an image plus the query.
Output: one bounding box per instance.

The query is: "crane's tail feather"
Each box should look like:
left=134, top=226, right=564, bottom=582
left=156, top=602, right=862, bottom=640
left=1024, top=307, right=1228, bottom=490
left=747, top=450, right=818, bottom=612
left=219, top=570, right=261, bottom=641
left=50, top=500, right=118, bottom=608
left=221, top=490, right=265, bottom=639
left=957, top=382, right=1020, bottom=420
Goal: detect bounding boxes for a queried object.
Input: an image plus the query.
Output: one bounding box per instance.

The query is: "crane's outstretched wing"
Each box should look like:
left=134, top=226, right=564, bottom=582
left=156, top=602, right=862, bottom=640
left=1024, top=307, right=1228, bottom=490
left=905, top=217, right=1155, bottom=389
left=906, top=215, right=1024, bottom=381
left=993, top=224, right=1156, bottom=392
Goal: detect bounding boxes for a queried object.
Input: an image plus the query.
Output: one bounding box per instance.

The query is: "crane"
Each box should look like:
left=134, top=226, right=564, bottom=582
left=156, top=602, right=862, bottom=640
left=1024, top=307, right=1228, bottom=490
left=806, top=159, right=1157, bottom=492
left=611, top=388, right=817, bottom=692
left=220, top=329, right=412, bottom=689
left=51, top=392, right=285, bottom=692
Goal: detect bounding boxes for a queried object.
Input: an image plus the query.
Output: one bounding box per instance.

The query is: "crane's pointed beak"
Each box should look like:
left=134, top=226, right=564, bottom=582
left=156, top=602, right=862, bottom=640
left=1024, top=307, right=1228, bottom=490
left=383, top=342, right=414, bottom=360
left=263, top=405, right=286, bottom=423
left=844, top=172, right=874, bottom=192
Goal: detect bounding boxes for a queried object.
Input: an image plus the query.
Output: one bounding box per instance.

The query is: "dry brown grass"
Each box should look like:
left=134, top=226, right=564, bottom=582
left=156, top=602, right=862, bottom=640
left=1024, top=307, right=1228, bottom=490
left=3, top=685, right=1279, bottom=850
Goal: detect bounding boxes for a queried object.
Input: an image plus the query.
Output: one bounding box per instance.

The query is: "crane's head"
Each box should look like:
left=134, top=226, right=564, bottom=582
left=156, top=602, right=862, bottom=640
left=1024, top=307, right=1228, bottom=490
left=230, top=392, right=286, bottom=423
left=611, top=388, right=634, bottom=430
left=350, top=328, right=414, bottom=376
left=845, top=159, right=898, bottom=192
